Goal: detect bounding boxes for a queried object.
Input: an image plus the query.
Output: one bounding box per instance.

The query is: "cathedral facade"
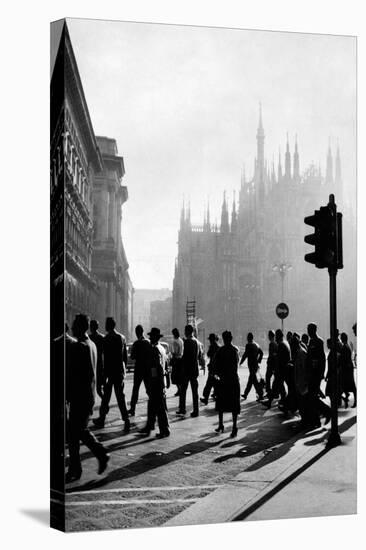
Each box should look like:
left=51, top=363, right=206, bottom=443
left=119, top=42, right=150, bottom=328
left=172, top=109, right=356, bottom=349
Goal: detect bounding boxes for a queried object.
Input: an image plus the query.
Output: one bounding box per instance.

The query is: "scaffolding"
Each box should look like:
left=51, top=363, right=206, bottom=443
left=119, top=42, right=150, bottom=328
left=185, top=298, right=196, bottom=327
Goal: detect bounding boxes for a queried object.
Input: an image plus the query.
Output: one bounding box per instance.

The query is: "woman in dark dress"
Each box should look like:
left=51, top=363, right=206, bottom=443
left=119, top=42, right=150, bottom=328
left=213, top=331, right=241, bottom=437
left=340, top=332, right=357, bottom=408
left=325, top=338, right=341, bottom=402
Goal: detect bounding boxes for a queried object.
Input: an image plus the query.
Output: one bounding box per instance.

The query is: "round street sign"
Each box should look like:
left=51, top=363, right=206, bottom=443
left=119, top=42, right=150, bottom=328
left=276, top=302, right=289, bottom=319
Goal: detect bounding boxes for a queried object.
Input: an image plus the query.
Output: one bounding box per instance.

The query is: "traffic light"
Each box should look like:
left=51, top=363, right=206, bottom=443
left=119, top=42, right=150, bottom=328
left=304, top=201, right=343, bottom=270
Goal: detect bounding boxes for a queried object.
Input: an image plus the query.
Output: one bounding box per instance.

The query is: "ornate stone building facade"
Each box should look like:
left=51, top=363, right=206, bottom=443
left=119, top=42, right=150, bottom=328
left=173, top=109, right=356, bottom=347
left=51, top=23, right=133, bottom=339
left=92, top=136, right=134, bottom=340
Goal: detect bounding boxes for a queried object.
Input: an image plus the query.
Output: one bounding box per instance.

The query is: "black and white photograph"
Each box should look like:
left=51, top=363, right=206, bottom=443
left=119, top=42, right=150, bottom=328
left=49, top=14, right=357, bottom=534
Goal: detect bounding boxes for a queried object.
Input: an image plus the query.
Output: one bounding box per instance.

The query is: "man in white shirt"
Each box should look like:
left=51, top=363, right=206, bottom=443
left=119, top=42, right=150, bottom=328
left=169, top=328, right=184, bottom=396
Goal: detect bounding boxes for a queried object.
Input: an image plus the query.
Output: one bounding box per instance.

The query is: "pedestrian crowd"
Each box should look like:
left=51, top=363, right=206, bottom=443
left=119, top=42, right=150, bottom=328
left=59, top=314, right=357, bottom=482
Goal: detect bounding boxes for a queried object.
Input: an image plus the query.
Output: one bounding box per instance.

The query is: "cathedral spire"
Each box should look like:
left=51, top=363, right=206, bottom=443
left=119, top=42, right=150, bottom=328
left=278, top=148, right=283, bottom=182
left=241, top=164, right=246, bottom=188
left=335, top=143, right=342, bottom=185
left=258, top=102, right=264, bottom=135
left=204, top=199, right=211, bottom=232
left=256, top=103, right=265, bottom=203
left=293, top=134, right=300, bottom=183
left=285, top=133, right=291, bottom=181
left=206, top=199, right=211, bottom=229
left=180, top=198, right=185, bottom=230
left=220, top=191, right=229, bottom=233
left=325, top=139, right=333, bottom=186
left=186, top=200, right=191, bottom=228
left=231, top=191, right=238, bottom=233
left=271, top=156, right=276, bottom=184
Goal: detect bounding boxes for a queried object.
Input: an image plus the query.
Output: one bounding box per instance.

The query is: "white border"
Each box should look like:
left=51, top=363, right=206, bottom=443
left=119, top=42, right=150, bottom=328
left=0, top=1, right=363, bottom=549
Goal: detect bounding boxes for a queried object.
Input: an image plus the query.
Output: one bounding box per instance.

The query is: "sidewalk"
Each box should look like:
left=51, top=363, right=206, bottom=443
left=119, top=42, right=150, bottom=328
left=244, top=418, right=356, bottom=521
left=164, top=410, right=356, bottom=527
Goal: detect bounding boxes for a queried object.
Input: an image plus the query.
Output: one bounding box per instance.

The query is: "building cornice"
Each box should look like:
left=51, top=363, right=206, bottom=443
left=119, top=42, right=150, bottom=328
left=63, top=24, right=103, bottom=173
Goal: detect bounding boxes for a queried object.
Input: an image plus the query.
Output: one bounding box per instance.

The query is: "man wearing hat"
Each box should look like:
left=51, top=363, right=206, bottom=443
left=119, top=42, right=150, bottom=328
left=200, top=333, right=220, bottom=405
left=141, top=327, right=170, bottom=438
left=177, top=324, right=202, bottom=417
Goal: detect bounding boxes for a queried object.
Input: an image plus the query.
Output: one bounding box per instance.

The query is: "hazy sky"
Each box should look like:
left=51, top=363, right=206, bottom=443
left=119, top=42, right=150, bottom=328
left=67, top=19, right=356, bottom=289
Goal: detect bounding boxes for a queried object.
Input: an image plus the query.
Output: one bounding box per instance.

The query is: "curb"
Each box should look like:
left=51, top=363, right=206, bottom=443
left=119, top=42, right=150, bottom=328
left=164, top=414, right=356, bottom=527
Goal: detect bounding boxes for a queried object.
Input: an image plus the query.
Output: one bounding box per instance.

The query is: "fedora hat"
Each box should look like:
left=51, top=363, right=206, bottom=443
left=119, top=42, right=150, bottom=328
left=148, top=327, right=164, bottom=339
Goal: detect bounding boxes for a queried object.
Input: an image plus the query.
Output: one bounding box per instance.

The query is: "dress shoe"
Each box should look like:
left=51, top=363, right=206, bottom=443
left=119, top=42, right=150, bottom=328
left=230, top=427, right=238, bottom=438
left=241, top=394, right=247, bottom=400
left=124, top=419, right=131, bottom=433
left=156, top=430, right=170, bottom=439
left=65, top=470, right=82, bottom=483
left=309, top=421, right=321, bottom=429
left=200, top=398, right=208, bottom=405
left=127, top=409, right=135, bottom=417
left=92, top=417, right=105, bottom=428
left=97, top=453, right=110, bottom=475
left=139, top=427, right=151, bottom=436
left=176, top=410, right=186, bottom=416
left=215, top=424, right=224, bottom=433
left=190, top=411, right=199, bottom=418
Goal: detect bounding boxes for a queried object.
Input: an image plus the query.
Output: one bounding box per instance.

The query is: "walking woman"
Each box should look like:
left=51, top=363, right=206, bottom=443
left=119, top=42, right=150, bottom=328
left=213, top=331, right=241, bottom=437
left=340, top=332, right=357, bottom=408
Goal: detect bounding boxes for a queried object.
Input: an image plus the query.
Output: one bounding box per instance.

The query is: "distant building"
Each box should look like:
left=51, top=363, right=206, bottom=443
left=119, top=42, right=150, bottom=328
left=133, top=289, right=172, bottom=333
left=173, top=108, right=356, bottom=348
left=150, top=296, right=173, bottom=335
left=92, top=136, right=133, bottom=340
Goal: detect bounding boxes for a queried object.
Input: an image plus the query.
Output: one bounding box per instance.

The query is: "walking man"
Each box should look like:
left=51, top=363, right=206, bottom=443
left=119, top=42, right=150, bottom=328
left=140, top=327, right=170, bottom=438
left=66, top=314, right=109, bottom=482
left=292, top=332, right=310, bottom=426
left=89, top=320, right=105, bottom=398
left=307, top=322, right=330, bottom=427
left=93, top=317, right=130, bottom=433
left=200, top=333, right=220, bottom=405
left=177, top=324, right=201, bottom=417
left=128, top=325, right=151, bottom=416
left=169, top=328, right=184, bottom=397
left=240, top=332, right=264, bottom=401
left=263, top=329, right=289, bottom=409
left=264, top=330, right=277, bottom=398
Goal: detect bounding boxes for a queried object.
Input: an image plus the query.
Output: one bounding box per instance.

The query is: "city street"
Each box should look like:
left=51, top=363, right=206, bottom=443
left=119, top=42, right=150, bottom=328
left=63, top=367, right=355, bottom=531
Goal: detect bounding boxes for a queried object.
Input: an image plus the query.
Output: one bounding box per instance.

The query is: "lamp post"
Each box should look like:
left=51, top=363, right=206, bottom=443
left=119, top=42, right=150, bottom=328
left=272, top=262, right=292, bottom=331
left=244, top=283, right=260, bottom=341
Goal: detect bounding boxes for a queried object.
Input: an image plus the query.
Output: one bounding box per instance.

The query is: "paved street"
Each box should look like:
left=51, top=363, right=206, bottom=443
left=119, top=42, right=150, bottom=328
left=63, top=368, right=350, bottom=531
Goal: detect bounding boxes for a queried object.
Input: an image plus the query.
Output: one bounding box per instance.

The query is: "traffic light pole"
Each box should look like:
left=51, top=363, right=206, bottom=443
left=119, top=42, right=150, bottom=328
left=327, top=267, right=341, bottom=447
left=304, top=194, right=343, bottom=448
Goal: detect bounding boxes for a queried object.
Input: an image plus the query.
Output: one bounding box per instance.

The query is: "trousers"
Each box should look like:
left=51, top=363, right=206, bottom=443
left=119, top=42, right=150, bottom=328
left=68, top=404, right=107, bottom=474
left=202, top=373, right=216, bottom=400
left=243, top=368, right=263, bottom=398
left=130, top=369, right=148, bottom=412
left=99, top=372, right=129, bottom=421
left=265, top=364, right=275, bottom=395
left=146, top=384, right=169, bottom=432
left=179, top=375, right=199, bottom=413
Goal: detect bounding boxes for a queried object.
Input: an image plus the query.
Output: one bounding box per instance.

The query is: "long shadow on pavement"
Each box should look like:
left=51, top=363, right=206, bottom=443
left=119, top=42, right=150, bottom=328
left=67, top=431, right=224, bottom=493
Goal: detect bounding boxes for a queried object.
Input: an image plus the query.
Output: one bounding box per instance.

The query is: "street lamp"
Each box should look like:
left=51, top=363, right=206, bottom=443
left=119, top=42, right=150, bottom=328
left=244, top=283, right=260, bottom=341
left=272, top=262, right=292, bottom=331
